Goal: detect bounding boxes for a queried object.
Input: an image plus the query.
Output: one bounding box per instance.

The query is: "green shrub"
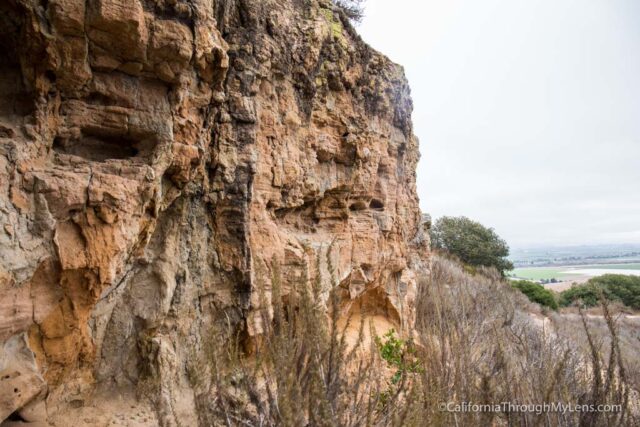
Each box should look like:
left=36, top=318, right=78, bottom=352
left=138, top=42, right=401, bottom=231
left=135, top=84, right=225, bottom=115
left=375, top=329, right=422, bottom=384
left=590, top=274, right=640, bottom=309
left=430, top=216, right=513, bottom=275
left=511, top=280, right=558, bottom=310
left=559, top=274, right=640, bottom=309
left=559, top=283, right=602, bottom=308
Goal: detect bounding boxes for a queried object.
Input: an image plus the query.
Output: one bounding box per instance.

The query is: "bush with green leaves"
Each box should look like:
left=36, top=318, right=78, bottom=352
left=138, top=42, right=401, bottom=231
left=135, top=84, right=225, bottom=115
left=559, top=283, right=602, bottom=308
left=559, top=274, right=640, bottom=309
left=511, top=280, right=558, bottom=310
left=375, top=329, right=422, bottom=384
left=430, top=216, right=514, bottom=275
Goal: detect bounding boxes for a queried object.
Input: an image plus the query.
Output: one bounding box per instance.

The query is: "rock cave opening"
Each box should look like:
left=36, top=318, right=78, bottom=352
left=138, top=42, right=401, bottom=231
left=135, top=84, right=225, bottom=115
left=52, top=131, right=156, bottom=163
left=369, top=199, right=384, bottom=211
left=0, top=1, right=34, bottom=120
left=349, top=201, right=367, bottom=211
left=7, top=411, right=27, bottom=422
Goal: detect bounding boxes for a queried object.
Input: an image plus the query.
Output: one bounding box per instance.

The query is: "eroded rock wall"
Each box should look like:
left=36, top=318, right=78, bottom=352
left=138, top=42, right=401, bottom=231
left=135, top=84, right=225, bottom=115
left=0, top=0, right=429, bottom=425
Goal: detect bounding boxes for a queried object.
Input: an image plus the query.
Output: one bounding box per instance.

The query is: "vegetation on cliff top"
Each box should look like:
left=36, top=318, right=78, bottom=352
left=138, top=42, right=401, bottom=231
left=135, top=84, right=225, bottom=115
left=332, top=0, right=366, bottom=22
left=430, top=215, right=514, bottom=275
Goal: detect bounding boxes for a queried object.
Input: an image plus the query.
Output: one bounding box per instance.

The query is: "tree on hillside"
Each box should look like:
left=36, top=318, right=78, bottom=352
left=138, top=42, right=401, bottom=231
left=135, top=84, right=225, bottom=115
left=559, top=274, right=640, bottom=309
left=333, top=0, right=366, bottom=22
left=512, top=280, right=558, bottom=310
left=430, top=216, right=514, bottom=275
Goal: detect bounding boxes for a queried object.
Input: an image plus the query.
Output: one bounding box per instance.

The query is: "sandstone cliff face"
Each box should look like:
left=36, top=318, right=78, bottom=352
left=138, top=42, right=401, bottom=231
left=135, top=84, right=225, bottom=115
left=0, top=0, right=428, bottom=425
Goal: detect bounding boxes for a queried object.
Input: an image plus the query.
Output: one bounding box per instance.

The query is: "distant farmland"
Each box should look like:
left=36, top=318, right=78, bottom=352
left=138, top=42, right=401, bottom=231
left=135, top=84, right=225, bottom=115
left=510, top=263, right=640, bottom=282
left=510, top=267, right=570, bottom=281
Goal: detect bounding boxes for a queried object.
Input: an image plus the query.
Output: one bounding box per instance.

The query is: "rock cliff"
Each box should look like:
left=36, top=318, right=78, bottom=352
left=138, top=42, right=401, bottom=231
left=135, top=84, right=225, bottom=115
left=0, top=0, right=428, bottom=424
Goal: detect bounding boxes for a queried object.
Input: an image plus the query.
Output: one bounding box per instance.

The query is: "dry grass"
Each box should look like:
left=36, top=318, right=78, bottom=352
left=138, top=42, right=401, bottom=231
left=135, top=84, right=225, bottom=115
left=412, top=255, right=638, bottom=426
left=550, top=308, right=640, bottom=406
left=187, top=255, right=639, bottom=426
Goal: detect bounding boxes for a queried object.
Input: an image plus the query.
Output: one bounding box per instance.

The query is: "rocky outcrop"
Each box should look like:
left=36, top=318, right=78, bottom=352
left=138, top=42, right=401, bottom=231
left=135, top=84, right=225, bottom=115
left=0, top=0, right=428, bottom=424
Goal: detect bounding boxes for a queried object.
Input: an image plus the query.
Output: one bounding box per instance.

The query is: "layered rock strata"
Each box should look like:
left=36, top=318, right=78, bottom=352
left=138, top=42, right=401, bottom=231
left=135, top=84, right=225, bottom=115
left=0, top=0, right=429, bottom=424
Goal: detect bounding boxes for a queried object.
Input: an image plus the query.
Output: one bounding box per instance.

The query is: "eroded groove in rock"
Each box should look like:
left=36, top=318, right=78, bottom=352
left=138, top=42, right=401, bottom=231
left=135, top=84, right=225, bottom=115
left=0, top=0, right=430, bottom=425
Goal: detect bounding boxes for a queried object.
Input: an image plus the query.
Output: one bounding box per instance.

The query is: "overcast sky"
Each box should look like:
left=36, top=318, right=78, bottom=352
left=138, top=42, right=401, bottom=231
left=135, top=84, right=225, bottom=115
left=357, top=0, right=640, bottom=248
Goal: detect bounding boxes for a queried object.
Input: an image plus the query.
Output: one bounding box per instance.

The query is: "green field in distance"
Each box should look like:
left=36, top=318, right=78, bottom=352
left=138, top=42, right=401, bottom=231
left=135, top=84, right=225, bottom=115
left=510, top=263, right=640, bottom=281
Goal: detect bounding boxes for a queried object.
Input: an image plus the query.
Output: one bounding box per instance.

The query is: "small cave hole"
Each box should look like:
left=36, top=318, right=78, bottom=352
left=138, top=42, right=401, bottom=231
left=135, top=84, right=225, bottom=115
left=45, top=69, right=56, bottom=83
left=8, top=411, right=27, bottom=422
left=274, top=207, right=288, bottom=218
left=69, top=399, right=85, bottom=409
left=349, top=201, right=367, bottom=211
left=369, top=199, right=384, bottom=211
left=86, top=92, right=117, bottom=106
left=0, top=125, right=15, bottom=138
left=52, top=136, right=64, bottom=150
left=362, top=264, right=374, bottom=278
left=53, top=132, right=154, bottom=162
left=0, top=2, right=36, bottom=117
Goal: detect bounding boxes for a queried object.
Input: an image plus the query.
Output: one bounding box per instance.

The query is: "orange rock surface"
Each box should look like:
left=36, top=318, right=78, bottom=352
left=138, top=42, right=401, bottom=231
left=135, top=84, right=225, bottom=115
left=0, top=0, right=429, bottom=424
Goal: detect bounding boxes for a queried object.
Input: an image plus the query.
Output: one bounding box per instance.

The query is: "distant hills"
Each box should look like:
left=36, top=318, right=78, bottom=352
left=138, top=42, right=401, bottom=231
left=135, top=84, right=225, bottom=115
left=509, top=243, right=640, bottom=268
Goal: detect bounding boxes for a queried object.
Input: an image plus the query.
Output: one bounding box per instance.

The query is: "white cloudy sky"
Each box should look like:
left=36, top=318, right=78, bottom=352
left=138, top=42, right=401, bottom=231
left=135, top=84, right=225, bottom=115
left=357, top=0, right=640, bottom=248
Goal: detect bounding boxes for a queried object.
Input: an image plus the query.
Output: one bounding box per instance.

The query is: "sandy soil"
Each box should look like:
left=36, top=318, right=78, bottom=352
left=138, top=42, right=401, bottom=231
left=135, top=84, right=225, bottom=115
left=543, top=275, right=590, bottom=292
